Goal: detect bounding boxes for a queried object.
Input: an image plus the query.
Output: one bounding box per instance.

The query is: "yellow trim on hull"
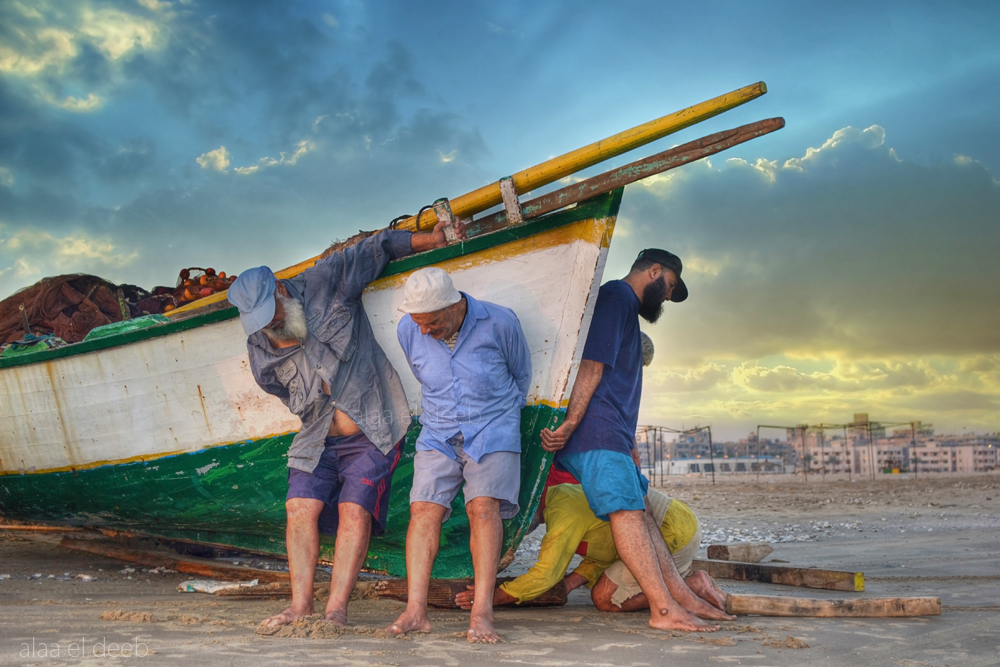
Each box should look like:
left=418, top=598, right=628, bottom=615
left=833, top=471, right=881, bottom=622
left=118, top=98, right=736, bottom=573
left=365, top=216, right=614, bottom=292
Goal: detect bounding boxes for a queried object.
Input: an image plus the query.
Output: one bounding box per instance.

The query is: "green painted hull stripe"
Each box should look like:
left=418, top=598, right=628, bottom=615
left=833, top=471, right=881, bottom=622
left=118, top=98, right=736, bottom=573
left=0, top=190, right=622, bottom=369
left=0, top=406, right=565, bottom=578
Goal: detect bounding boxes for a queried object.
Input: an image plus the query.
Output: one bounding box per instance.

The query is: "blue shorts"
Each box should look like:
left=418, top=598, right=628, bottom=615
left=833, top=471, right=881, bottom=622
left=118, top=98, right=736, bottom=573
left=557, top=449, right=649, bottom=521
left=287, top=432, right=402, bottom=537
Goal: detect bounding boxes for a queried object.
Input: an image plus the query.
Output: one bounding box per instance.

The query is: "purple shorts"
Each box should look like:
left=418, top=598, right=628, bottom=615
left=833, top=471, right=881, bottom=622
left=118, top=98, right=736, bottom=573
left=287, top=431, right=402, bottom=537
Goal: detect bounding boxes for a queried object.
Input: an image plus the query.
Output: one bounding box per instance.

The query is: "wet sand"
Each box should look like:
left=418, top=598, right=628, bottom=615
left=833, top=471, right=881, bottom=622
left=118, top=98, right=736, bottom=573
left=1, top=472, right=998, bottom=666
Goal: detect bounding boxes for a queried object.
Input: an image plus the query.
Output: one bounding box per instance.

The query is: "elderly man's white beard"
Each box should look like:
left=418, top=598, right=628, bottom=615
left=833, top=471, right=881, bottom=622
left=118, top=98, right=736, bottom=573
left=263, top=293, right=308, bottom=344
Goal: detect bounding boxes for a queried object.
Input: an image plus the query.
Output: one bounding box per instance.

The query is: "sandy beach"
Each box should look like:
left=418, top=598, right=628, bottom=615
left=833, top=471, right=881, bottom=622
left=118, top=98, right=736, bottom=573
left=1, top=472, right=997, bottom=666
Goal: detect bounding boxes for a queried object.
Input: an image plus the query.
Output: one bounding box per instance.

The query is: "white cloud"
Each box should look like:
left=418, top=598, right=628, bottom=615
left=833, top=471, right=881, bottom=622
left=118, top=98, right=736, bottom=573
left=233, top=139, right=316, bottom=175
left=138, top=0, right=172, bottom=11
left=436, top=149, right=458, bottom=163
left=0, top=1, right=169, bottom=111
left=681, top=253, right=725, bottom=277
left=0, top=4, right=165, bottom=76
left=322, top=13, right=339, bottom=28
left=783, top=125, right=885, bottom=171
left=196, top=146, right=231, bottom=172
left=78, top=7, right=162, bottom=61
left=0, top=26, right=76, bottom=76
left=0, top=167, right=13, bottom=187
left=647, top=363, right=729, bottom=392
left=48, top=92, right=104, bottom=112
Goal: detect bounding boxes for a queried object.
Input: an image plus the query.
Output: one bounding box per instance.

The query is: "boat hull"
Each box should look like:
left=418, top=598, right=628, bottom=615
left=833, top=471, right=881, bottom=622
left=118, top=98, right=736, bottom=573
left=0, top=191, right=622, bottom=577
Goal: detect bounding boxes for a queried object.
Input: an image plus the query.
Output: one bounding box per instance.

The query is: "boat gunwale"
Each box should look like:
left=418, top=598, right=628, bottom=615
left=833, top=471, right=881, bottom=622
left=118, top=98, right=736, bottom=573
left=0, top=190, right=623, bottom=370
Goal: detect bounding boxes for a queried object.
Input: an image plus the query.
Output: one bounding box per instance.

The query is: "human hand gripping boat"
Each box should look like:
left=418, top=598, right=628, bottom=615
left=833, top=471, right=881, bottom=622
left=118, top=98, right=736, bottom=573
left=0, top=83, right=783, bottom=577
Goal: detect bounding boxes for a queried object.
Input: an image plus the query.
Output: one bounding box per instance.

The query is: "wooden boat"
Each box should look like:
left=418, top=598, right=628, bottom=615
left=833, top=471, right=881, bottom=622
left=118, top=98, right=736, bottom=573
left=0, top=84, right=781, bottom=577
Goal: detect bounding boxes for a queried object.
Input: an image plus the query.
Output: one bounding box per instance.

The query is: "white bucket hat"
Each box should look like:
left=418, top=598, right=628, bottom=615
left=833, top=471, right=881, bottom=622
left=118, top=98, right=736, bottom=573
left=398, top=267, right=462, bottom=314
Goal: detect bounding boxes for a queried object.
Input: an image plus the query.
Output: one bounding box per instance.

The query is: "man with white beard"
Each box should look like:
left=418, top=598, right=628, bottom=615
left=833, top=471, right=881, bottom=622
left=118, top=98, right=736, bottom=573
left=228, top=220, right=461, bottom=628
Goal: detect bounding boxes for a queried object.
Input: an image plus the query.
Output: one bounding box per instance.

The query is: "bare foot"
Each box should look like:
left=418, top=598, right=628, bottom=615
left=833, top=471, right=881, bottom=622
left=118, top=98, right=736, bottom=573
left=260, top=605, right=312, bottom=627
left=649, top=606, right=720, bottom=632
left=323, top=607, right=348, bottom=626
left=685, top=571, right=728, bottom=612
left=674, top=579, right=735, bottom=621
left=455, top=584, right=475, bottom=610
left=385, top=609, right=432, bottom=636
left=685, top=596, right=735, bottom=621
left=467, top=610, right=500, bottom=644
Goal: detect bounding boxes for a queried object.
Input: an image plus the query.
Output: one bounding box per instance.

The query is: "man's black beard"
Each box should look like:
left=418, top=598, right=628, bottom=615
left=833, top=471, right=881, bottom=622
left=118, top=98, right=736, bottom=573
left=638, top=276, right=668, bottom=323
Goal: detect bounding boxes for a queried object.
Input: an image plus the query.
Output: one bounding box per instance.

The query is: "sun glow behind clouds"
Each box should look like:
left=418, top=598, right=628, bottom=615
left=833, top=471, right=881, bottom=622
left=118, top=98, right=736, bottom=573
left=618, top=124, right=1000, bottom=438
left=0, top=224, right=139, bottom=283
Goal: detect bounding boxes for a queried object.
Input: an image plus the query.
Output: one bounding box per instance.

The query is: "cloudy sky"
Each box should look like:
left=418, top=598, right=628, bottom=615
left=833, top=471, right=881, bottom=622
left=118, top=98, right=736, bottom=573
left=1, top=0, right=997, bottom=438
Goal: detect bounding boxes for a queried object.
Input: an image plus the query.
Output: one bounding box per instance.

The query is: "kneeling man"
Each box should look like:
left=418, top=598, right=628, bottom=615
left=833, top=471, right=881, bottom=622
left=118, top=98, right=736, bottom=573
left=455, top=465, right=725, bottom=615
left=387, top=268, right=531, bottom=643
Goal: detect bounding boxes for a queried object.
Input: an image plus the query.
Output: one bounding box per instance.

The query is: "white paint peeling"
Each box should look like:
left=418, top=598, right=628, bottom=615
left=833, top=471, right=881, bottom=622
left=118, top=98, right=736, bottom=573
left=195, top=461, right=219, bottom=475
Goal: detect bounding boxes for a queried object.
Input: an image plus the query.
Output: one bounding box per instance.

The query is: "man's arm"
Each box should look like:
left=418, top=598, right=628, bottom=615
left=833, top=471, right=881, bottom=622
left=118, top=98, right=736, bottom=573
left=540, top=359, right=603, bottom=452
left=246, top=343, right=290, bottom=403
left=502, top=313, right=532, bottom=400
left=337, top=218, right=465, bottom=300
left=569, top=558, right=607, bottom=590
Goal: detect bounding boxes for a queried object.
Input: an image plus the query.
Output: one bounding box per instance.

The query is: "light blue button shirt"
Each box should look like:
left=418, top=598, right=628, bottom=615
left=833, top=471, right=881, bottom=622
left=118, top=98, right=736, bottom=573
left=397, top=293, right=532, bottom=463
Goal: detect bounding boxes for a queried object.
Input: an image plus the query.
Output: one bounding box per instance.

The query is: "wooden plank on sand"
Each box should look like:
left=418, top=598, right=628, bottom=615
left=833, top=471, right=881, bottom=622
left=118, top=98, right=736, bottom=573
left=726, top=594, right=941, bottom=617
left=706, top=542, right=773, bottom=563
left=693, top=559, right=864, bottom=592
left=58, top=537, right=289, bottom=584
left=373, top=578, right=568, bottom=609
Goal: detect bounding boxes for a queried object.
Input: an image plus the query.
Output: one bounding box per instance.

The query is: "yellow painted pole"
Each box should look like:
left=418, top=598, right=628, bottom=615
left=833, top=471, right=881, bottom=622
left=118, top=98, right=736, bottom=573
left=169, top=82, right=767, bottom=316
left=397, top=81, right=766, bottom=232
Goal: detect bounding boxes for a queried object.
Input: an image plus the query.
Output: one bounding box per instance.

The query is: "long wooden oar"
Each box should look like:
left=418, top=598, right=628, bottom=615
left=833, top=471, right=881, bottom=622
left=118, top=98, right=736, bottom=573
left=169, top=82, right=767, bottom=316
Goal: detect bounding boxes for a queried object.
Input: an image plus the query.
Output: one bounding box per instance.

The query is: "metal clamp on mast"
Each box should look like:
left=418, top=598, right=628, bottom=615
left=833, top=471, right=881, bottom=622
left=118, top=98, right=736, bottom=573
left=498, top=176, right=524, bottom=226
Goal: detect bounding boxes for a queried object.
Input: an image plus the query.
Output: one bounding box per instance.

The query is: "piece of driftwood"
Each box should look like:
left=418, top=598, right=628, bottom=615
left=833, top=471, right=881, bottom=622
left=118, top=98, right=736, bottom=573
left=726, top=594, right=941, bottom=617
left=214, top=580, right=379, bottom=601
left=58, top=537, right=289, bottom=584
left=372, top=578, right=568, bottom=609
left=693, top=559, right=864, bottom=592
left=0, top=524, right=84, bottom=532
left=706, top=542, right=773, bottom=563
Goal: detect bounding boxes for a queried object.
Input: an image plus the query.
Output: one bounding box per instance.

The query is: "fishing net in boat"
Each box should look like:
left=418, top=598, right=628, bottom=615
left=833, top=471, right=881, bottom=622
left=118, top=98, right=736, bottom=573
left=0, top=274, right=158, bottom=345
left=0, top=264, right=243, bottom=344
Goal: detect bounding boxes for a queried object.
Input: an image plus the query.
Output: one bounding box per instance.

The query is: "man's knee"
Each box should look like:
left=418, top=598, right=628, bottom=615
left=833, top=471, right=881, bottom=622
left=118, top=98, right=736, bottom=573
left=410, top=501, right=448, bottom=522
left=285, top=497, right=324, bottom=522
left=337, top=501, right=373, bottom=529
left=466, top=496, right=501, bottom=520
left=591, top=576, right=621, bottom=613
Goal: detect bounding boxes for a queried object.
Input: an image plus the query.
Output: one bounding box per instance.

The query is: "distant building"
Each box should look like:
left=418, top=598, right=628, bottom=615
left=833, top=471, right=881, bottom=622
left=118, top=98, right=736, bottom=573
left=636, top=422, right=998, bottom=476
left=642, top=456, right=786, bottom=478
